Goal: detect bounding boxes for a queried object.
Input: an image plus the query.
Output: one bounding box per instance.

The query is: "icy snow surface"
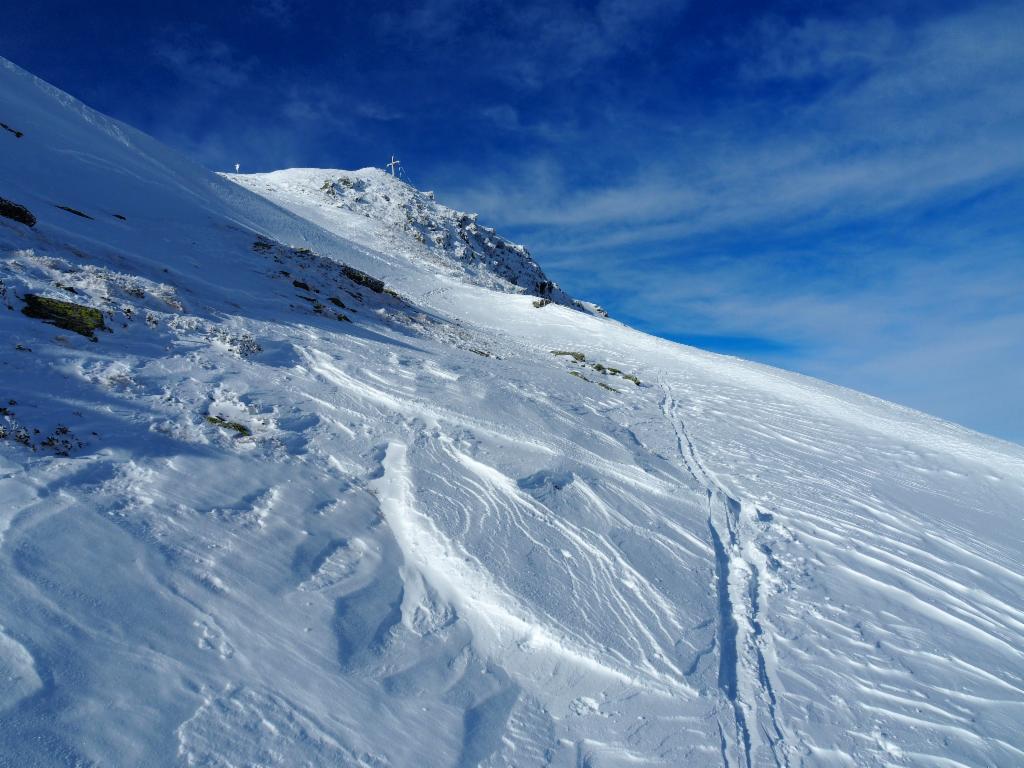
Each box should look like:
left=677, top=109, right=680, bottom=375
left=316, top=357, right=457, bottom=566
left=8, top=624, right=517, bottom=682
left=1, top=56, right=1023, bottom=767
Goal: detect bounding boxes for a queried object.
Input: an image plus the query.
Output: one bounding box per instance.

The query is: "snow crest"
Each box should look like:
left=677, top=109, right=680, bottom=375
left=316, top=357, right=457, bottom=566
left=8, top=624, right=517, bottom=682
left=227, top=167, right=591, bottom=312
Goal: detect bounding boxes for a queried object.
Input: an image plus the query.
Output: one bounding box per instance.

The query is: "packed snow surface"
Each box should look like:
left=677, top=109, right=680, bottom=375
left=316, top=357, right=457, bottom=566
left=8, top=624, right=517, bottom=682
left=1, top=56, right=1023, bottom=767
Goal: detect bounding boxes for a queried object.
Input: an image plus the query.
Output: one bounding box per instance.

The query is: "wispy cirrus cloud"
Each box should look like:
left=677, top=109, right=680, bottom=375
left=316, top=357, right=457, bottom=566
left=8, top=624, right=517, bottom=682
left=251, top=0, right=295, bottom=26
left=445, top=3, right=1024, bottom=248
left=375, top=0, right=688, bottom=87
left=153, top=33, right=257, bottom=90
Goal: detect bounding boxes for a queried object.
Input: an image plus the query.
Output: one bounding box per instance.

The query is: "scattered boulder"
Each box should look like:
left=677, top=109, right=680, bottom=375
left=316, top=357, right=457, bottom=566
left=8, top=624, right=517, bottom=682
left=205, top=416, right=251, bottom=437
left=21, top=294, right=107, bottom=340
left=0, top=196, right=36, bottom=227
left=340, top=265, right=385, bottom=293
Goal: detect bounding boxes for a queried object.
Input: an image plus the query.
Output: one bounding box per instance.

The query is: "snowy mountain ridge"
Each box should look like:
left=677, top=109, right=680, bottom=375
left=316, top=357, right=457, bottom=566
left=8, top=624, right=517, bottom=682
left=226, top=167, right=594, bottom=314
left=2, top=55, right=1024, bottom=768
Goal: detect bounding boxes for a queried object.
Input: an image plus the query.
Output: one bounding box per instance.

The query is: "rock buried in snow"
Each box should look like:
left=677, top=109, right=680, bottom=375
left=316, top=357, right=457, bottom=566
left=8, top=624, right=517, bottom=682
left=205, top=416, right=251, bottom=437
left=0, top=196, right=36, bottom=227
left=340, top=264, right=385, bottom=293
left=55, top=205, right=94, bottom=219
left=21, top=294, right=107, bottom=339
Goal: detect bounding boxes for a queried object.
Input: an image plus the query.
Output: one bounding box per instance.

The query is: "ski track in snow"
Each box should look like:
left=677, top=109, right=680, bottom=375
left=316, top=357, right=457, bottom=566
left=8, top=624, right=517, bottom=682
left=663, top=389, right=788, bottom=768
left=1, top=55, right=1024, bottom=766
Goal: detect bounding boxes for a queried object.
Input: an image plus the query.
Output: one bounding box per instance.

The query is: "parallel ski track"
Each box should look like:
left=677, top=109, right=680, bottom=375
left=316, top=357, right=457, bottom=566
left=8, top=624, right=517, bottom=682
left=661, top=387, right=789, bottom=768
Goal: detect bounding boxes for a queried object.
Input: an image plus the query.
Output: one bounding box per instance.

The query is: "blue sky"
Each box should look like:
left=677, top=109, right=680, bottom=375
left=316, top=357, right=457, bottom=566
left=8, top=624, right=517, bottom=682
left=3, top=1, right=1022, bottom=442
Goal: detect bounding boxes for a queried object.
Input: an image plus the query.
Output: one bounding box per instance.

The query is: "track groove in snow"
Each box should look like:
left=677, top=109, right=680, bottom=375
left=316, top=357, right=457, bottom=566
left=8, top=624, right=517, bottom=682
left=663, top=388, right=789, bottom=767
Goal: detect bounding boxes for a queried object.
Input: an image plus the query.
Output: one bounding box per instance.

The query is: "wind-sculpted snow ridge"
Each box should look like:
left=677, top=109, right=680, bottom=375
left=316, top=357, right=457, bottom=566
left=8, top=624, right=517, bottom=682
left=226, top=167, right=598, bottom=314
left=2, top=55, right=1024, bottom=767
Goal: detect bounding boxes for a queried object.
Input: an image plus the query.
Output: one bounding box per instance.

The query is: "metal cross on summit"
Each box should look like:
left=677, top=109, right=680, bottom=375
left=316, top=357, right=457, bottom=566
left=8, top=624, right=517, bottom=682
left=387, top=155, right=401, bottom=176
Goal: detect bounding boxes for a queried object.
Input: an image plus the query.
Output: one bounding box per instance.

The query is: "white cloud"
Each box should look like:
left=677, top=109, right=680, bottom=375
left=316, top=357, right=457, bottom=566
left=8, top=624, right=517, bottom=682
left=153, top=35, right=256, bottom=90
left=442, top=3, right=1024, bottom=250
left=375, top=0, right=689, bottom=87
left=252, top=0, right=294, bottom=25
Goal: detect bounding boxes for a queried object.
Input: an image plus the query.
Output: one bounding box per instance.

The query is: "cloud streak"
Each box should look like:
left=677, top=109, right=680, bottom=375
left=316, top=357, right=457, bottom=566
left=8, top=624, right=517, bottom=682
left=375, top=0, right=688, bottom=87
left=153, top=32, right=257, bottom=91
left=446, top=3, right=1024, bottom=249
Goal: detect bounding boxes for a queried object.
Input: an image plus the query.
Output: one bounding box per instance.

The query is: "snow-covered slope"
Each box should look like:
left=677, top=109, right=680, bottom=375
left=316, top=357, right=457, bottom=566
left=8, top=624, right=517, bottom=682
left=227, top=167, right=589, bottom=313
left=2, top=55, right=1023, bottom=768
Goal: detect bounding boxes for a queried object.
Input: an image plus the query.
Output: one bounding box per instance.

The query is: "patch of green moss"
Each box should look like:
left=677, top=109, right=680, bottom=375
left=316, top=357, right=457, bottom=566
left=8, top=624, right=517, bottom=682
left=592, top=363, right=606, bottom=374
left=622, top=374, right=642, bottom=386
left=328, top=296, right=346, bottom=308
left=205, top=416, right=251, bottom=436
left=552, top=350, right=586, bottom=362
left=21, top=294, right=106, bottom=339
left=597, top=382, right=619, bottom=392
